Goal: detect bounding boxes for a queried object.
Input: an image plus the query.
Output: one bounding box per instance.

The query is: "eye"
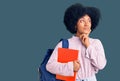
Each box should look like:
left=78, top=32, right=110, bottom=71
left=88, top=19, right=91, bottom=23
left=79, top=19, right=84, bottom=23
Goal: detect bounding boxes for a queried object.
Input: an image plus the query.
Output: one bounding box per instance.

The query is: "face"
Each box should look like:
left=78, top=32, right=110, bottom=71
left=76, top=14, right=91, bottom=35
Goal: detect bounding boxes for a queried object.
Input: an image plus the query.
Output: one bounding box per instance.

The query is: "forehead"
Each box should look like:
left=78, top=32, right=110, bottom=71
left=80, top=14, right=91, bottom=19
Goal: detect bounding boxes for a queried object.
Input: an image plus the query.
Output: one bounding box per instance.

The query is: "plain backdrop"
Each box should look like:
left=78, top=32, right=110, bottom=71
left=0, top=0, right=120, bottom=81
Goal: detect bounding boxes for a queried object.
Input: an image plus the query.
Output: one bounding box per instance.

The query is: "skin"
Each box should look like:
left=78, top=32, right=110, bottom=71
left=73, top=14, right=92, bottom=72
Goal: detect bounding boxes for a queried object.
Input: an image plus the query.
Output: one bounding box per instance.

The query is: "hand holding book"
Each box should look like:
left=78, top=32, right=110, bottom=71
left=56, top=48, right=79, bottom=81
left=73, top=60, right=80, bottom=72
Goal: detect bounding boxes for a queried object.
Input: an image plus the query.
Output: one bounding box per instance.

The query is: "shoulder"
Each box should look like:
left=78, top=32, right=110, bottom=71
left=55, top=38, right=70, bottom=48
left=89, top=37, right=102, bottom=44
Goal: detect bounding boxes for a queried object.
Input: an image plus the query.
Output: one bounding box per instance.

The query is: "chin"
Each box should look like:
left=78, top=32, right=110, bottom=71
left=78, top=30, right=89, bottom=34
left=84, top=30, right=90, bottom=33
left=82, top=31, right=88, bottom=34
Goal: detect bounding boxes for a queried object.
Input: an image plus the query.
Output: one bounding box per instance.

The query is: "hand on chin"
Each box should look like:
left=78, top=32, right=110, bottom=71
left=82, top=29, right=91, bottom=36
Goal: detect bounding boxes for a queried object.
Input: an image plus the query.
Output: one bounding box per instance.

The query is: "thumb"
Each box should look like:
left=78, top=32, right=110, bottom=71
left=76, top=60, right=80, bottom=64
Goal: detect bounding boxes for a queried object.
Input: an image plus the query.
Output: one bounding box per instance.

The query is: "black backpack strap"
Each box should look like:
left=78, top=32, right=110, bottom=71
left=61, top=39, right=69, bottom=48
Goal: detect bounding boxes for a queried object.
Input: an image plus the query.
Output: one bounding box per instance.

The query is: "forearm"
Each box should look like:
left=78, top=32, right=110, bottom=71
left=85, top=40, right=107, bottom=70
left=46, top=42, right=74, bottom=76
left=46, top=59, right=74, bottom=76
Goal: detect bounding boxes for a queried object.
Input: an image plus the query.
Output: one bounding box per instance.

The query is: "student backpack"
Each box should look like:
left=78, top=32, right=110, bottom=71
left=38, top=39, right=69, bottom=81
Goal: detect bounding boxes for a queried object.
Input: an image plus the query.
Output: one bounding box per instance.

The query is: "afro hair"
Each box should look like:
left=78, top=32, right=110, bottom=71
left=64, top=3, right=101, bottom=34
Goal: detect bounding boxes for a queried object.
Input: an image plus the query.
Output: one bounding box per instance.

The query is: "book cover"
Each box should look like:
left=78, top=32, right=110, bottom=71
left=56, top=48, right=79, bottom=81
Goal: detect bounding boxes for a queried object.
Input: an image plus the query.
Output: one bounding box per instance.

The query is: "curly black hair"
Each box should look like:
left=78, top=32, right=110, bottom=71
left=64, top=3, right=101, bottom=34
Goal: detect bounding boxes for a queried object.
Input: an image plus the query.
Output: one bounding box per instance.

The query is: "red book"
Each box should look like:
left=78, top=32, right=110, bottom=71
left=56, top=48, right=79, bottom=81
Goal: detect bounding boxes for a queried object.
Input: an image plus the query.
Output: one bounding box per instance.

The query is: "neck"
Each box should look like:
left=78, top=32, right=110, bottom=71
left=75, top=32, right=82, bottom=37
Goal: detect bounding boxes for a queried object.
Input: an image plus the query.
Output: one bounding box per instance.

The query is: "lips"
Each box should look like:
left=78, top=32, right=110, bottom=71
left=84, top=28, right=90, bottom=30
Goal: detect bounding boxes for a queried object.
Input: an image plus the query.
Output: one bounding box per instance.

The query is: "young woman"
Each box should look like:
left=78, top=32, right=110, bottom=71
left=46, top=3, right=107, bottom=81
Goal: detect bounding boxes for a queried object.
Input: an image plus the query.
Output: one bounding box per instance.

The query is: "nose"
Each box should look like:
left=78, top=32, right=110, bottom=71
left=84, top=21, right=89, bottom=26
